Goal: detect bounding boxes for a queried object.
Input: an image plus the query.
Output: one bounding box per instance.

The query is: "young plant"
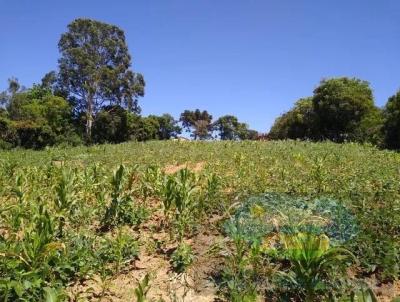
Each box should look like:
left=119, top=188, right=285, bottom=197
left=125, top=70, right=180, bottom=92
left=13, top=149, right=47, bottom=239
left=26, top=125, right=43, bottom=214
left=161, top=168, right=198, bottom=242
left=96, top=228, right=139, bottom=274
left=222, top=222, right=258, bottom=302
left=280, top=232, right=355, bottom=302
left=134, top=273, right=151, bottom=302
left=341, top=287, right=378, bottom=302
left=101, top=165, right=148, bottom=230
left=171, top=242, right=194, bottom=273
left=140, top=165, right=164, bottom=200
left=54, top=168, right=75, bottom=237
left=0, top=205, right=65, bottom=301
left=200, top=172, right=221, bottom=215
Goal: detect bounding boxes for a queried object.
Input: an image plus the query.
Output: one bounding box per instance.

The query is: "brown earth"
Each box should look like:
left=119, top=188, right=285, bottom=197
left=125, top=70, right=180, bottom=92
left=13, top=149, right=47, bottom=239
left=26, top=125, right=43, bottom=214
left=163, top=162, right=205, bottom=175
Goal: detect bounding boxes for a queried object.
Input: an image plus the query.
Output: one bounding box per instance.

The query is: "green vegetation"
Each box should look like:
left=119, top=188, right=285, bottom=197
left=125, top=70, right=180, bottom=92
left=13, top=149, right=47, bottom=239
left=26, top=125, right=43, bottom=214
left=1, top=15, right=400, bottom=302
left=270, top=78, right=386, bottom=146
left=0, top=140, right=399, bottom=301
left=3, top=18, right=400, bottom=151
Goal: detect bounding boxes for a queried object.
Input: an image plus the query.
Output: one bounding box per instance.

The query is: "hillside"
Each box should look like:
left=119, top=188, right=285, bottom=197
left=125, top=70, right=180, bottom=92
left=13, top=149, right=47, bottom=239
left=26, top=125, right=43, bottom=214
left=0, top=141, right=399, bottom=301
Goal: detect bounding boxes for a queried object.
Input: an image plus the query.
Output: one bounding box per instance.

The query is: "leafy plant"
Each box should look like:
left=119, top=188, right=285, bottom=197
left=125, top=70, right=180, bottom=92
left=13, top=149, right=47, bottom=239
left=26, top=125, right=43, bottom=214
left=101, top=165, right=149, bottom=230
left=97, top=229, right=139, bottom=273
left=222, top=222, right=259, bottom=302
left=0, top=205, right=65, bottom=301
left=161, top=168, right=199, bottom=242
left=171, top=242, right=194, bottom=273
left=134, top=273, right=151, bottom=302
left=340, top=287, right=378, bottom=302
left=54, top=168, right=75, bottom=237
left=279, top=232, right=355, bottom=301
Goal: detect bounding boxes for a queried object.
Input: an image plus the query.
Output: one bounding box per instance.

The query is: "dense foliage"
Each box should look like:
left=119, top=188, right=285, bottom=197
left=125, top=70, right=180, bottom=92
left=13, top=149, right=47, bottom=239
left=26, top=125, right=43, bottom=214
left=0, top=18, right=259, bottom=150
left=57, top=18, right=145, bottom=141
left=269, top=77, right=392, bottom=148
left=3, top=19, right=400, bottom=150
left=383, top=91, right=400, bottom=149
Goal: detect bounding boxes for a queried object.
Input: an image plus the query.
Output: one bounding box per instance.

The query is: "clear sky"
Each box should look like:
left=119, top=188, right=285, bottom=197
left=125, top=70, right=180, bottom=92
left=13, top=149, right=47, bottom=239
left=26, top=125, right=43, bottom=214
left=1, top=0, right=399, bottom=132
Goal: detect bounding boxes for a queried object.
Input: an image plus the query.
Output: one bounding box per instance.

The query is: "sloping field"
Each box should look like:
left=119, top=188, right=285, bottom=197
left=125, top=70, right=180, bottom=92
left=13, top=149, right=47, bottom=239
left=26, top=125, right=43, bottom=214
left=0, top=141, right=399, bottom=301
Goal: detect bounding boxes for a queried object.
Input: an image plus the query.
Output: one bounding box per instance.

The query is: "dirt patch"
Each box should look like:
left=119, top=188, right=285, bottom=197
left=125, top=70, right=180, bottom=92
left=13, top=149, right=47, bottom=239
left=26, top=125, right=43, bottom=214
left=90, top=231, right=221, bottom=301
left=366, top=276, right=400, bottom=302
left=163, top=162, right=206, bottom=175
left=51, top=159, right=85, bottom=168
left=67, top=206, right=223, bottom=301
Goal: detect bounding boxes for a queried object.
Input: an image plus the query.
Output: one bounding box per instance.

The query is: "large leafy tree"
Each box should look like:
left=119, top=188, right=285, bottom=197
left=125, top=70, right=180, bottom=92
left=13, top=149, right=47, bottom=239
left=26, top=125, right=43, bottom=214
left=213, top=115, right=240, bottom=140
left=213, top=115, right=255, bottom=140
left=57, top=18, right=145, bottom=141
left=4, top=85, right=77, bottom=148
left=149, top=114, right=181, bottom=140
left=269, top=97, right=316, bottom=140
left=128, top=115, right=160, bottom=141
left=383, top=91, right=400, bottom=149
left=312, top=77, right=375, bottom=142
left=180, top=109, right=213, bottom=140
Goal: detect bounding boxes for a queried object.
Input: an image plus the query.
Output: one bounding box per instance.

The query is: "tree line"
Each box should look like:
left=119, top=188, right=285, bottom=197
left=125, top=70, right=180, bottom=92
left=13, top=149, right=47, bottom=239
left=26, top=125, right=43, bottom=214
left=1, top=18, right=400, bottom=150
left=0, top=78, right=257, bottom=149
left=0, top=18, right=257, bottom=149
left=269, top=77, right=400, bottom=149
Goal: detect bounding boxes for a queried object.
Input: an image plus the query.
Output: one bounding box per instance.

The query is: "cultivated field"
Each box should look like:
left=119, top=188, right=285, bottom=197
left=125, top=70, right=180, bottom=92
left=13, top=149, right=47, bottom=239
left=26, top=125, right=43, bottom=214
left=0, top=141, right=399, bottom=301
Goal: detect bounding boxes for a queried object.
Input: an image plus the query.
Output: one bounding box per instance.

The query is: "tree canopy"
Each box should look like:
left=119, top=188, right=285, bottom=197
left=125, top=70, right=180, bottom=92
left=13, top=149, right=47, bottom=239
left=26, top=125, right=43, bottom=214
left=180, top=109, right=213, bottom=140
left=269, top=98, right=316, bottom=140
left=383, top=91, right=400, bottom=149
left=312, top=77, right=375, bottom=142
left=269, top=77, right=381, bottom=144
left=213, top=115, right=256, bottom=140
left=57, top=18, right=145, bottom=141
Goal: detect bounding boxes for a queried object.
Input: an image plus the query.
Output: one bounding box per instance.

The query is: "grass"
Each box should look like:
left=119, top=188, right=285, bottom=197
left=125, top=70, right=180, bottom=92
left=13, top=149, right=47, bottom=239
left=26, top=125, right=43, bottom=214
left=0, top=140, right=399, bottom=301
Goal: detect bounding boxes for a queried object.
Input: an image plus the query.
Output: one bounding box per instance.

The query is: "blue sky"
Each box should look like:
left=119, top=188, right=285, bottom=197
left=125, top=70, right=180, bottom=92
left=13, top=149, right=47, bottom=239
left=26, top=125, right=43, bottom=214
left=1, top=0, right=399, bottom=132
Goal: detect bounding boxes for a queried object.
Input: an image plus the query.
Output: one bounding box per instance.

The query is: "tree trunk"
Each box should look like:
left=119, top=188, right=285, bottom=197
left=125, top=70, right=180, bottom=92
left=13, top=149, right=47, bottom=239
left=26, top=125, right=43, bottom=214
left=86, top=93, right=93, bottom=143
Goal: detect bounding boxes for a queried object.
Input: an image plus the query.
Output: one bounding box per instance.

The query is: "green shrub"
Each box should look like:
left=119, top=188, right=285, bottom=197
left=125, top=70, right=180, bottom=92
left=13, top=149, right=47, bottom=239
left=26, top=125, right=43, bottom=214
left=171, top=242, right=194, bottom=273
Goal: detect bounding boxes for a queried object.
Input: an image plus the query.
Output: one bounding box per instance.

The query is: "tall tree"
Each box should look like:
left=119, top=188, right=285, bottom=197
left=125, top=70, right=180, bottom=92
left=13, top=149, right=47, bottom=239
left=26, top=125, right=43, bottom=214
left=0, top=77, right=24, bottom=107
left=180, top=109, right=213, bottom=140
left=213, top=115, right=255, bottom=140
left=57, top=18, right=145, bottom=141
left=149, top=114, right=181, bottom=140
left=312, top=77, right=375, bottom=142
left=213, top=115, right=240, bottom=140
left=383, top=91, right=400, bottom=149
left=41, top=71, right=57, bottom=90
left=269, top=97, right=316, bottom=140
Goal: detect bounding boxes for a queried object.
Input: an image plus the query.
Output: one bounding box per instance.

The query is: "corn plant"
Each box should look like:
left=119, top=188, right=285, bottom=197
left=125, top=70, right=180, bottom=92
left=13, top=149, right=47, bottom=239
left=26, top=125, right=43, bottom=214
left=134, top=273, right=151, bottom=302
left=54, top=168, right=75, bottom=237
left=161, top=168, right=199, bottom=242
left=199, top=172, right=221, bottom=214
left=43, top=287, right=65, bottom=302
left=140, top=165, right=164, bottom=200
left=0, top=205, right=65, bottom=301
left=279, top=232, right=355, bottom=302
left=337, top=284, right=378, bottom=302
left=109, top=228, right=139, bottom=273
left=101, top=165, right=148, bottom=230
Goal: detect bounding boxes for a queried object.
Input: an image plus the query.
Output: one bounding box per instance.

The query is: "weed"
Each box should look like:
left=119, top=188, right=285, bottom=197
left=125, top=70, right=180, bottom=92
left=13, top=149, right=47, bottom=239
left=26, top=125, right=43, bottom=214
left=171, top=242, right=195, bottom=273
